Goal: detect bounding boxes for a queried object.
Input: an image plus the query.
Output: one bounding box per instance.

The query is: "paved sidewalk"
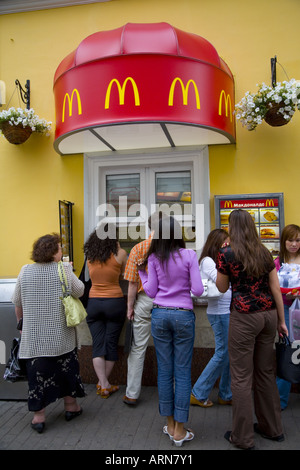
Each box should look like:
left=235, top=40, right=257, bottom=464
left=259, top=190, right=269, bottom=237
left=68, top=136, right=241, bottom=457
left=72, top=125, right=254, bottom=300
left=0, top=385, right=299, bottom=452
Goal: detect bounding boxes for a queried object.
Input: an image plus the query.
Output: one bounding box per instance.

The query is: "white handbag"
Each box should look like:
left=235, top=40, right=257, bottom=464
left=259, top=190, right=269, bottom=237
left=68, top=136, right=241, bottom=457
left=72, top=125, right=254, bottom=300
left=191, top=261, right=222, bottom=304
left=200, top=278, right=222, bottom=299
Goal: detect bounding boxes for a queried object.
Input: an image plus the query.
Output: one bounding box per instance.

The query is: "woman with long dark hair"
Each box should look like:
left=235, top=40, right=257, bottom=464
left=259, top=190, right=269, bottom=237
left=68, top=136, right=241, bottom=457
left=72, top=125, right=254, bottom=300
left=216, top=209, right=288, bottom=449
left=138, top=215, right=203, bottom=446
left=84, top=225, right=127, bottom=398
left=191, top=229, right=232, bottom=408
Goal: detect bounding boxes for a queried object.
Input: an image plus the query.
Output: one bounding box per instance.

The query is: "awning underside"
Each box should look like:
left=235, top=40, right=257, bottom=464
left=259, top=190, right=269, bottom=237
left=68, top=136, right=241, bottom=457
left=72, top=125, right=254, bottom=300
left=55, top=122, right=233, bottom=155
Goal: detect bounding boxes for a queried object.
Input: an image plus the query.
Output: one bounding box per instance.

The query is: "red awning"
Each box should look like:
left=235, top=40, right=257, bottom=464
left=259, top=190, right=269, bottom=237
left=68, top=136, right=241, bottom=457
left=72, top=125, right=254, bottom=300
left=53, top=22, right=235, bottom=155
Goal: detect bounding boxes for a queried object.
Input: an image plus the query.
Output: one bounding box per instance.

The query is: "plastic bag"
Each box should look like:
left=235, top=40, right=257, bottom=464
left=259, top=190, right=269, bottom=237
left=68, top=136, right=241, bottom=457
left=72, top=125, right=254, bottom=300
left=289, top=298, right=300, bottom=342
left=276, top=335, right=300, bottom=384
left=3, top=337, right=27, bottom=382
left=278, top=263, right=300, bottom=289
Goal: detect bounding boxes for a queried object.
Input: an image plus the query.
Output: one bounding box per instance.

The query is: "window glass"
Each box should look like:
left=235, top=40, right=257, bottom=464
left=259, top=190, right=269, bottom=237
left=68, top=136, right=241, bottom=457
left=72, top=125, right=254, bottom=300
left=106, top=174, right=140, bottom=217
left=155, top=171, right=192, bottom=215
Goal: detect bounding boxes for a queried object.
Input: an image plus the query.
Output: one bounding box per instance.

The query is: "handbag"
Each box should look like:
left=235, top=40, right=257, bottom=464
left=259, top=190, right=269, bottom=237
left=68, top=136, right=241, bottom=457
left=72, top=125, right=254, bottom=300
left=58, top=261, right=87, bottom=327
left=199, top=259, right=222, bottom=299
left=200, top=278, right=222, bottom=299
left=3, top=337, right=27, bottom=382
left=275, top=334, right=300, bottom=383
left=124, top=320, right=133, bottom=355
left=78, top=258, right=91, bottom=308
left=289, top=298, right=300, bottom=342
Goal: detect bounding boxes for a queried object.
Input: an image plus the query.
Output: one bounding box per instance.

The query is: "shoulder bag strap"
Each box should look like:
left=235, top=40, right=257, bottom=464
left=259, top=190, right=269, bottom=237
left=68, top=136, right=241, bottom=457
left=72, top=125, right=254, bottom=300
left=57, top=261, right=69, bottom=296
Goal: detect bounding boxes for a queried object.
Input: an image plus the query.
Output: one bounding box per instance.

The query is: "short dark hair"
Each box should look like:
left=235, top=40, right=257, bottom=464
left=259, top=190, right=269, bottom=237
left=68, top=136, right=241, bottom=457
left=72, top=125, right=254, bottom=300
left=31, top=233, right=61, bottom=263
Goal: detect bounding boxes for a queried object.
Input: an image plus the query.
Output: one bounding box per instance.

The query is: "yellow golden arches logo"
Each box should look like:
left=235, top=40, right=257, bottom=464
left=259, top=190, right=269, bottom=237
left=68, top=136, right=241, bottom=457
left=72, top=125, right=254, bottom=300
left=105, top=77, right=140, bottom=109
left=218, top=90, right=232, bottom=121
left=62, top=89, right=82, bottom=123
left=224, top=201, right=233, bottom=208
left=168, top=78, right=200, bottom=109
left=265, top=199, right=275, bottom=207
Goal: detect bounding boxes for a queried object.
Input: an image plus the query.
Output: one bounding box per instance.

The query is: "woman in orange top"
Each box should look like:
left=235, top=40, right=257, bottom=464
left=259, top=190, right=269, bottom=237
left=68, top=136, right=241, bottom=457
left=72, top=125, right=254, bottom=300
left=84, top=226, right=127, bottom=398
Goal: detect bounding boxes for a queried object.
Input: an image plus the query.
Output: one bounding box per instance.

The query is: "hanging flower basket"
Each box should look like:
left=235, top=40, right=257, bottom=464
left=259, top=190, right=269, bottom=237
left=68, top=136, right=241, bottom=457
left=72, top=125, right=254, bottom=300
left=0, top=121, right=32, bottom=144
left=235, top=79, right=300, bottom=131
left=264, top=102, right=290, bottom=127
left=0, top=107, right=51, bottom=144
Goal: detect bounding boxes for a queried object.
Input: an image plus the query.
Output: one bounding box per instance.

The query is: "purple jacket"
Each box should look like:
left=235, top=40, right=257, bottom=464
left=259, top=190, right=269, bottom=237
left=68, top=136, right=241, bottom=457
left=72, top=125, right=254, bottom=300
left=138, top=249, right=204, bottom=310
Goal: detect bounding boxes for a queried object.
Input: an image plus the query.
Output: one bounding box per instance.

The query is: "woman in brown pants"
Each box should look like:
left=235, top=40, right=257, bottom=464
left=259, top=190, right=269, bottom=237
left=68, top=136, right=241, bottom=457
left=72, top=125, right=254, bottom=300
left=216, top=209, right=288, bottom=450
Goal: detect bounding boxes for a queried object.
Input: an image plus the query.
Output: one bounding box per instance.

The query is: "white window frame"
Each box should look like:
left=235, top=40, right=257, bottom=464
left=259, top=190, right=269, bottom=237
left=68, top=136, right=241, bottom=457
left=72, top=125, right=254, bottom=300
left=84, top=147, right=210, bottom=253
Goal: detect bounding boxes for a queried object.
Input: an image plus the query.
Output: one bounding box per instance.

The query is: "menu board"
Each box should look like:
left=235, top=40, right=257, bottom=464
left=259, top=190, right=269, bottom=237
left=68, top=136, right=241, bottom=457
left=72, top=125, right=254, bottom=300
left=59, top=200, right=74, bottom=264
left=214, top=193, right=284, bottom=258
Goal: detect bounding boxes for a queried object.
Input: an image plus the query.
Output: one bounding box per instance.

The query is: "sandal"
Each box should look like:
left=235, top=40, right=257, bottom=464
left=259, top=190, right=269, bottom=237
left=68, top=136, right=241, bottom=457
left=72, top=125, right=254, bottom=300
left=100, top=385, right=119, bottom=399
left=96, top=384, right=102, bottom=395
left=173, top=429, right=194, bottom=447
left=163, top=425, right=174, bottom=440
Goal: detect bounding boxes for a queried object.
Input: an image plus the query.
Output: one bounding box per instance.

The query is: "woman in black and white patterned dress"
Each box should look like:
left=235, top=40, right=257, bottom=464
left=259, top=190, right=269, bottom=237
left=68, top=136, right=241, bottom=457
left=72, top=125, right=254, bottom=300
left=12, top=233, right=86, bottom=433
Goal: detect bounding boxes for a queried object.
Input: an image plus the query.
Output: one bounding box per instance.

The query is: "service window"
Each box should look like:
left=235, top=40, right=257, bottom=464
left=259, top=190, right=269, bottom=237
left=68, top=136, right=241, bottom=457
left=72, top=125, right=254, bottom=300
left=85, top=148, right=210, bottom=254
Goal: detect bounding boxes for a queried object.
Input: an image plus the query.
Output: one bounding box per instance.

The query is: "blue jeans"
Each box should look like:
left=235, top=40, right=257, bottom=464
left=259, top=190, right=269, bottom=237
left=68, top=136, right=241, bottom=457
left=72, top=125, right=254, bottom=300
left=276, top=304, right=292, bottom=409
left=151, top=307, right=195, bottom=423
left=192, top=314, right=231, bottom=401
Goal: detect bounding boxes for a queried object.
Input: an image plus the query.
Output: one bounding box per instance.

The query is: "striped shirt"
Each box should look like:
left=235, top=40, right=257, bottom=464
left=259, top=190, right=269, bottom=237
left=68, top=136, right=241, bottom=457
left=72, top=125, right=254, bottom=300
left=124, top=236, right=152, bottom=293
left=11, top=262, right=84, bottom=359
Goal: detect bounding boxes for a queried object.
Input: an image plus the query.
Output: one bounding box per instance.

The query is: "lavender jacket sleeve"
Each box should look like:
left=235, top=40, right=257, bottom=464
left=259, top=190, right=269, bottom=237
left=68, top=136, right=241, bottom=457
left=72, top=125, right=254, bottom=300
left=138, top=257, right=158, bottom=299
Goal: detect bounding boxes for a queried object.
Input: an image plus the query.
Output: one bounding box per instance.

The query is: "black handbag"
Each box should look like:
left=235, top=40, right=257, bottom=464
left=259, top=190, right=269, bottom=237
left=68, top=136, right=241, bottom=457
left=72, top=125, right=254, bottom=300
left=79, top=258, right=91, bottom=308
left=4, top=337, right=27, bottom=382
left=124, top=320, right=133, bottom=355
left=276, top=334, right=300, bottom=384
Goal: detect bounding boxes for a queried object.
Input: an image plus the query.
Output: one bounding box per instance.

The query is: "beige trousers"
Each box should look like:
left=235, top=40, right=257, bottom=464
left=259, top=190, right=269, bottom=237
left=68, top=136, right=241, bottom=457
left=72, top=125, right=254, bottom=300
left=125, top=292, right=153, bottom=399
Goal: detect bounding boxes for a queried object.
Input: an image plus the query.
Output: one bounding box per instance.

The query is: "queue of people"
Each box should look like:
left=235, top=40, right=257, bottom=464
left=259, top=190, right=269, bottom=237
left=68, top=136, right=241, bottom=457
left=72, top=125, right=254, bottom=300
left=11, top=209, right=292, bottom=449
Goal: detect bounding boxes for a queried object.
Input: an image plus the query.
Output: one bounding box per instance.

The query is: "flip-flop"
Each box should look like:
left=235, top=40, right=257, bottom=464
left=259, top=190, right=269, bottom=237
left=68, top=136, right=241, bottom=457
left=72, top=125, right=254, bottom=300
left=163, top=425, right=174, bottom=440
left=173, top=430, right=194, bottom=447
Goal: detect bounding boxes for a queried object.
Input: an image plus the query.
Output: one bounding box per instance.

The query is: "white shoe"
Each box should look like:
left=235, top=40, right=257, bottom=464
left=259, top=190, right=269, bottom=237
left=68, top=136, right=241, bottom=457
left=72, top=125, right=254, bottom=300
left=173, top=430, right=194, bottom=447
left=163, top=425, right=174, bottom=440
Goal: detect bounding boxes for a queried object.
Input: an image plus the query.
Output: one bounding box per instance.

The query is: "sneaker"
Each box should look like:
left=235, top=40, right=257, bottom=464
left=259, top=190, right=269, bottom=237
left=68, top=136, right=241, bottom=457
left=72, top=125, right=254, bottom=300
left=190, top=394, right=213, bottom=407
left=123, top=395, right=137, bottom=405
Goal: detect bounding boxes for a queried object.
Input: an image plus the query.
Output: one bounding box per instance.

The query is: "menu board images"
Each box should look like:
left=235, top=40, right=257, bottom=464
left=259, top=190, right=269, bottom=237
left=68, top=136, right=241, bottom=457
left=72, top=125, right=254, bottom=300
left=215, top=194, right=284, bottom=258
left=59, top=200, right=74, bottom=263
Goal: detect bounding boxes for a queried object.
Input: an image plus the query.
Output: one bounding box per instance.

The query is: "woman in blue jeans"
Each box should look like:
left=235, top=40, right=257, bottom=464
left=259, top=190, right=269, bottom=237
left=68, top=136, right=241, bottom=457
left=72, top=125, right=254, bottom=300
left=274, top=224, right=300, bottom=410
left=191, top=229, right=232, bottom=407
left=138, top=215, right=203, bottom=446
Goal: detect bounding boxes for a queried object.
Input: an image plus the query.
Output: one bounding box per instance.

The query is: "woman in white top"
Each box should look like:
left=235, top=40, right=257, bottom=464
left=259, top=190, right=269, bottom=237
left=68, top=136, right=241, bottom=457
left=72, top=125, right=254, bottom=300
left=191, top=229, right=232, bottom=407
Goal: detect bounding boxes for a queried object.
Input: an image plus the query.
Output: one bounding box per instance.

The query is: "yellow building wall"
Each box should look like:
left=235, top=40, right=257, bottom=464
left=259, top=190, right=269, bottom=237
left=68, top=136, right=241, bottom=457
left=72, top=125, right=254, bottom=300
left=0, top=0, right=300, bottom=277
